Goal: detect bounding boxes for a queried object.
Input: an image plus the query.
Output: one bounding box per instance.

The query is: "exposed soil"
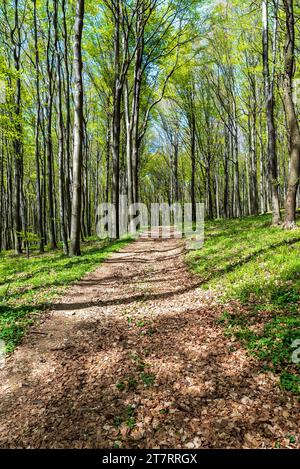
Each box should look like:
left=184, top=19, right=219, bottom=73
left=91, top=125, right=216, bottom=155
left=0, top=233, right=299, bottom=448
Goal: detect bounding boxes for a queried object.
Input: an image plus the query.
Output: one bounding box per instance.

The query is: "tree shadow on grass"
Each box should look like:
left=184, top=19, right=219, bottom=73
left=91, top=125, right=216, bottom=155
left=189, top=236, right=300, bottom=282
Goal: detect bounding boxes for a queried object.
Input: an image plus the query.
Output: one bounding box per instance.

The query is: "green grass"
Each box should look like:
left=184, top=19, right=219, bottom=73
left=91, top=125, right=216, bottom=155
left=187, top=214, right=300, bottom=395
left=114, top=405, right=136, bottom=429
left=0, top=237, right=131, bottom=353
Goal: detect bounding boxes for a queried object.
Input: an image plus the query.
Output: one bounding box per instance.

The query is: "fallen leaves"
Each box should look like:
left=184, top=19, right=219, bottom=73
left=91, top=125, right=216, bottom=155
left=0, top=236, right=299, bottom=449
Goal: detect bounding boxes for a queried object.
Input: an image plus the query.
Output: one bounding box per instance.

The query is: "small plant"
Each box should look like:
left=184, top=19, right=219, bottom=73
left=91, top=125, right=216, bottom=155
left=125, top=405, right=136, bottom=428
left=116, top=381, right=125, bottom=391
left=140, top=372, right=155, bottom=387
left=129, top=353, right=146, bottom=371
left=125, top=404, right=135, bottom=417
left=136, top=320, right=145, bottom=328
left=113, top=416, right=122, bottom=427
left=159, top=408, right=168, bottom=414
left=215, top=311, right=230, bottom=325
left=280, top=372, right=300, bottom=395
left=113, top=405, right=136, bottom=429
left=288, top=435, right=296, bottom=444
left=126, top=417, right=136, bottom=429
left=127, top=376, right=138, bottom=390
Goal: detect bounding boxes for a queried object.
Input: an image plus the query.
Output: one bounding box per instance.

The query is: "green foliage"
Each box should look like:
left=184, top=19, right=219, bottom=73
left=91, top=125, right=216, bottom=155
left=187, top=214, right=300, bottom=311
left=129, top=353, right=146, bottom=371
left=140, top=372, right=155, bottom=387
left=127, top=376, right=138, bottom=390
left=280, top=373, right=300, bottom=395
left=113, top=405, right=136, bottom=429
left=125, top=417, right=136, bottom=429
left=115, top=381, right=126, bottom=391
left=188, top=214, right=300, bottom=395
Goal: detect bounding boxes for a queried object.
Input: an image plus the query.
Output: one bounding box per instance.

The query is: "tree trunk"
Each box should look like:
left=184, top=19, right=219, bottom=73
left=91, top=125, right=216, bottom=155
left=54, top=0, right=69, bottom=254
left=111, top=0, right=121, bottom=239
left=70, top=0, right=85, bottom=256
left=33, top=0, right=44, bottom=252
left=62, top=0, right=72, bottom=235
left=190, top=110, right=196, bottom=223
left=262, top=0, right=281, bottom=225
left=124, top=80, right=134, bottom=207
left=11, top=1, right=23, bottom=254
left=233, top=104, right=242, bottom=218
left=46, top=0, right=57, bottom=249
left=105, top=116, right=110, bottom=204
left=282, top=0, right=300, bottom=228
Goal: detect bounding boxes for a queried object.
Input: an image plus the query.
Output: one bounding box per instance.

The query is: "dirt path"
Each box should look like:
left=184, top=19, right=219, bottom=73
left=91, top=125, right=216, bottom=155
left=0, top=234, right=299, bottom=449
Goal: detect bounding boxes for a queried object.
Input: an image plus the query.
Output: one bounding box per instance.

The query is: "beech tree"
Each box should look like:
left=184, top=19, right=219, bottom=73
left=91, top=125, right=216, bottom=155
left=70, top=0, right=84, bottom=256
left=282, top=0, right=300, bottom=228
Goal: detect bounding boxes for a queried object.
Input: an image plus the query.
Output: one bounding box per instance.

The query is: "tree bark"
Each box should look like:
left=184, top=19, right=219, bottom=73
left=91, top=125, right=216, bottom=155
left=191, top=108, right=196, bottom=223
left=62, top=0, right=72, bottom=234
left=262, top=0, right=281, bottom=225
left=70, top=0, right=85, bottom=256
left=33, top=0, right=44, bottom=252
left=282, top=0, right=300, bottom=228
left=46, top=0, right=57, bottom=249
left=10, top=0, right=23, bottom=254
left=111, top=0, right=121, bottom=239
left=54, top=0, right=69, bottom=254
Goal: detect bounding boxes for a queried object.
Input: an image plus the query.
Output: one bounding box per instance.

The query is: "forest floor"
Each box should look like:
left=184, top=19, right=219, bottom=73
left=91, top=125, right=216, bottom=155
left=0, top=223, right=299, bottom=449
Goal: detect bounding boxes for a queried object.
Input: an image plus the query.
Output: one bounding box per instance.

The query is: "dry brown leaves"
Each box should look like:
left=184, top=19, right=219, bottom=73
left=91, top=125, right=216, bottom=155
left=0, top=235, right=299, bottom=449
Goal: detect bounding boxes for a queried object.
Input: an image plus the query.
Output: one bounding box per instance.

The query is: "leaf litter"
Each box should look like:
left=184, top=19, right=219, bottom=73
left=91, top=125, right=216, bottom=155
left=0, top=234, right=299, bottom=448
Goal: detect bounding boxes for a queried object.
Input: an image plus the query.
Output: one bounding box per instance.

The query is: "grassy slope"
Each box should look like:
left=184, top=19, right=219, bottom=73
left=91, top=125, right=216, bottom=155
left=0, top=238, right=131, bottom=352
left=186, top=214, right=300, bottom=395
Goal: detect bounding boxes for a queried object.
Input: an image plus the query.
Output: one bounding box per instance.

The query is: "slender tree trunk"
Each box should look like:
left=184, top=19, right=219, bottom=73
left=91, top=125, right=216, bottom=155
left=0, top=132, right=3, bottom=251
left=33, top=0, right=44, bottom=252
left=62, top=0, right=72, bottom=235
left=282, top=0, right=300, bottom=228
left=124, top=80, right=134, bottom=207
left=46, top=0, right=57, bottom=249
left=10, top=1, right=23, bottom=254
left=131, top=30, right=143, bottom=204
left=174, top=140, right=179, bottom=203
left=223, top=125, right=230, bottom=218
left=258, top=111, right=267, bottom=213
left=54, top=0, right=69, bottom=254
left=112, top=0, right=121, bottom=238
left=70, top=0, right=84, bottom=256
left=250, top=99, right=259, bottom=215
left=190, top=110, right=196, bottom=223
left=262, top=0, right=281, bottom=224
left=233, top=104, right=242, bottom=218
left=105, top=117, right=110, bottom=204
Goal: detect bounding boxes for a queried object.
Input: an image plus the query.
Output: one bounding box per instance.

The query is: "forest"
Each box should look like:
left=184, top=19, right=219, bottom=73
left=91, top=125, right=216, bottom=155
left=0, top=0, right=299, bottom=453
left=0, top=0, right=299, bottom=255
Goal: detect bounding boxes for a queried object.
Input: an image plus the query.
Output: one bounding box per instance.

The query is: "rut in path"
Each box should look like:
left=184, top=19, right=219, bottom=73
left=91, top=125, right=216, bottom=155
left=0, top=234, right=299, bottom=449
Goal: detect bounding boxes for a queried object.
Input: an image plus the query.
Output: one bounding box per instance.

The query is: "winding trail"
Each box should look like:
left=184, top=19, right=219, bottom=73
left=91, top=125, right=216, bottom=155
left=0, top=233, right=299, bottom=448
